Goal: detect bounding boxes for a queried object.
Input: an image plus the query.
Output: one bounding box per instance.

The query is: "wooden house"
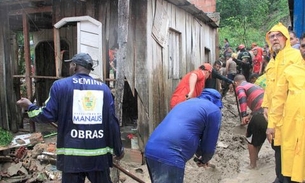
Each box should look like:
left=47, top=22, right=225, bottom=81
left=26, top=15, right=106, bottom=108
left=0, top=0, right=219, bottom=150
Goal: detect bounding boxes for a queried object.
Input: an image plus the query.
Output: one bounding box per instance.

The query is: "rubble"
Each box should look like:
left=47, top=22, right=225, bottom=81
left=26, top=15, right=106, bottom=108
left=0, top=133, right=61, bottom=183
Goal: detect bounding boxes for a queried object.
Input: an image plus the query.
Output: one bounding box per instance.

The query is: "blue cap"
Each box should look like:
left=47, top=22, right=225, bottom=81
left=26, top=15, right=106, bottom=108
left=198, top=88, right=223, bottom=109
left=65, top=53, right=94, bottom=71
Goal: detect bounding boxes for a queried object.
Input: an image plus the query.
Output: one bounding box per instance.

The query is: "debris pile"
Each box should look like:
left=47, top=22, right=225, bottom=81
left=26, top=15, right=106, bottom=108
left=0, top=133, right=61, bottom=183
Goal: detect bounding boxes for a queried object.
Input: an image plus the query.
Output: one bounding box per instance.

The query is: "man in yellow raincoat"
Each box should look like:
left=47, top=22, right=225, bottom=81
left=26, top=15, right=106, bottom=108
left=268, top=33, right=305, bottom=183
left=262, top=23, right=302, bottom=183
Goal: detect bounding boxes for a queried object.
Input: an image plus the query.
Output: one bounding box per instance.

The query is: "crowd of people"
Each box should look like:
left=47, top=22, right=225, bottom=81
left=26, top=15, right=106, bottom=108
left=15, top=22, right=305, bottom=183
left=145, top=22, right=305, bottom=183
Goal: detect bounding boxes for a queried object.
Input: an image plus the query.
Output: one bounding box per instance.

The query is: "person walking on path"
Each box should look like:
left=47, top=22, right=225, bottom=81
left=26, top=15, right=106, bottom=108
left=17, top=53, right=124, bottom=183
left=237, top=44, right=252, bottom=81
left=225, top=53, right=237, bottom=94
left=145, top=89, right=222, bottom=183
left=170, top=63, right=212, bottom=109
left=251, top=46, right=264, bottom=75
left=262, top=23, right=302, bottom=183
left=234, top=74, right=267, bottom=169
left=268, top=33, right=305, bottom=183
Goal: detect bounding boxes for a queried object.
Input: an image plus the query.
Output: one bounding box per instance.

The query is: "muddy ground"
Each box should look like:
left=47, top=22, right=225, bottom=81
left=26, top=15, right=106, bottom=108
left=120, top=93, right=276, bottom=183
left=0, top=93, right=276, bottom=183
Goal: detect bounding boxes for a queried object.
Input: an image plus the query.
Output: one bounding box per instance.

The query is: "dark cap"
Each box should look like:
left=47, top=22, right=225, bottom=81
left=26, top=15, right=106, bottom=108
left=65, top=53, right=94, bottom=71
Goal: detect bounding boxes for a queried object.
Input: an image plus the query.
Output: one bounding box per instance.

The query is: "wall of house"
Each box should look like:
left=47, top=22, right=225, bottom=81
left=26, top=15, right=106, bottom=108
left=28, top=0, right=119, bottom=106
left=1, top=0, right=217, bottom=146
left=0, top=7, right=21, bottom=131
left=126, top=0, right=217, bottom=142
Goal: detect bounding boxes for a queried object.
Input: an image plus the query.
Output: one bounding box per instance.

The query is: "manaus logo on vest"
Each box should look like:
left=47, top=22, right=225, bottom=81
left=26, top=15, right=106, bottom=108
left=72, top=90, right=104, bottom=125
left=82, top=91, right=96, bottom=111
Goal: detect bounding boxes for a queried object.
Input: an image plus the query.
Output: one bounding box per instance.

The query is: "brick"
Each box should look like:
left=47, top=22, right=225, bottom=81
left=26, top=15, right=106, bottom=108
left=122, top=148, right=144, bottom=164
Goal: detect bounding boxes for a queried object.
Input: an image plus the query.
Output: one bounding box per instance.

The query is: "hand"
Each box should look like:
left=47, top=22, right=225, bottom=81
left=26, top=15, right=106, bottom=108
left=16, top=98, right=32, bottom=110
left=266, top=128, right=275, bottom=144
left=196, top=161, right=210, bottom=168
left=241, top=115, right=250, bottom=125
left=186, top=92, right=193, bottom=100
left=114, top=151, right=125, bottom=161
left=193, top=156, right=209, bottom=168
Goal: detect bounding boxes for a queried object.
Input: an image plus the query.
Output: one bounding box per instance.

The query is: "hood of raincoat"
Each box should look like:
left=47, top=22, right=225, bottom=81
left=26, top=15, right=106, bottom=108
left=265, top=22, right=291, bottom=54
left=198, top=88, right=223, bottom=109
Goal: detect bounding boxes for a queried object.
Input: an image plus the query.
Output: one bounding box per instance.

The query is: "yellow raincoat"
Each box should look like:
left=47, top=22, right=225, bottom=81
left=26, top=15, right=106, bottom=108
left=268, top=61, right=305, bottom=182
left=262, top=22, right=302, bottom=146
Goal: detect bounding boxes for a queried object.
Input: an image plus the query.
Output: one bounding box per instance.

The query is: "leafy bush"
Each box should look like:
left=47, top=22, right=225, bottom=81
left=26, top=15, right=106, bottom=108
left=0, top=128, right=13, bottom=146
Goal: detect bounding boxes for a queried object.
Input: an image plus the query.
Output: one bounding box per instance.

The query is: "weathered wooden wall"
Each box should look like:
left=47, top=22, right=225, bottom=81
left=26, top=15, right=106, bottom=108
left=52, top=0, right=118, bottom=76
left=129, top=0, right=150, bottom=149
left=129, top=0, right=218, bottom=137
left=29, top=0, right=119, bottom=107
left=0, top=6, right=21, bottom=132
left=0, top=0, right=218, bottom=147
left=0, top=0, right=119, bottom=131
left=115, top=0, right=218, bottom=144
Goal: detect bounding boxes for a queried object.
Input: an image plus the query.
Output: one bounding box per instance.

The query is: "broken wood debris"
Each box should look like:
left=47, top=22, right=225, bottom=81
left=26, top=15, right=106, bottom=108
left=0, top=141, right=61, bottom=182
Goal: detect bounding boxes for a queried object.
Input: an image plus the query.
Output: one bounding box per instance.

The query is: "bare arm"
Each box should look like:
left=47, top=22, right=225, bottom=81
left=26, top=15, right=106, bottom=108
left=226, top=60, right=230, bottom=75
left=187, top=73, right=198, bottom=98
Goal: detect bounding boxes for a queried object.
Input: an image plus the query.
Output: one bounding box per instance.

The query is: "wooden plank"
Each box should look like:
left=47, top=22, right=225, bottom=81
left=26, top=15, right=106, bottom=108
left=151, top=0, right=169, bottom=47
left=116, top=0, right=130, bottom=125
left=53, top=28, right=61, bottom=77
left=0, top=8, right=21, bottom=131
left=52, top=0, right=62, bottom=23
left=146, top=0, right=155, bottom=136
left=175, top=8, right=186, bottom=75
left=0, top=0, right=50, bottom=6
left=185, top=14, right=192, bottom=73
left=9, top=6, right=52, bottom=15
left=85, top=0, right=95, bottom=18
left=97, top=1, right=108, bottom=81
left=22, top=13, right=33, bottom=99
left=0, top=10, right=8, bottom=130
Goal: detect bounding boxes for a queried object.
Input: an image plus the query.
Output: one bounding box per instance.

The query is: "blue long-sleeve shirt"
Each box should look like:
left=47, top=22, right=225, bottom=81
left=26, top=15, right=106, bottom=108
left=145, top=98, right=222, bottom=169
left=27, top=73, right=123, bottom=172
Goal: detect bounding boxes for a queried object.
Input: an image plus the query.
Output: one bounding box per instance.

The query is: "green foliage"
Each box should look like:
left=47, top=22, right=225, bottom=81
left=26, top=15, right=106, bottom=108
left=0, top=128, right=13, bottom=146
left=217, top=0, right=290, bottom=49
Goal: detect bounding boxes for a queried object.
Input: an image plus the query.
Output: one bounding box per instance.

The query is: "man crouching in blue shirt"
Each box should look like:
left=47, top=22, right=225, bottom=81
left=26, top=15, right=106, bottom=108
left=145, top=88, right=222, bottom=183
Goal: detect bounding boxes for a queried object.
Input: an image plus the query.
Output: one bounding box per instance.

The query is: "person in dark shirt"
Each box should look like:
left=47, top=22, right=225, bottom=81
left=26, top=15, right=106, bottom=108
left=17, top=53, right=124, bottom=183
left=205, top=60, right=234, bottom=90
left=237, top=44, right=253, bottom=81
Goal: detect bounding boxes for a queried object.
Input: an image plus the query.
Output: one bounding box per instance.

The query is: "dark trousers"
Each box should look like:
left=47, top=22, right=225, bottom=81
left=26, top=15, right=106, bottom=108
left=146, top=157, right=184, bottom=183
left=283, top=176, right=299, bottom=183
left=62, top=170, right=112, bottom=183
left=272, top=142, right=284, bottom=183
